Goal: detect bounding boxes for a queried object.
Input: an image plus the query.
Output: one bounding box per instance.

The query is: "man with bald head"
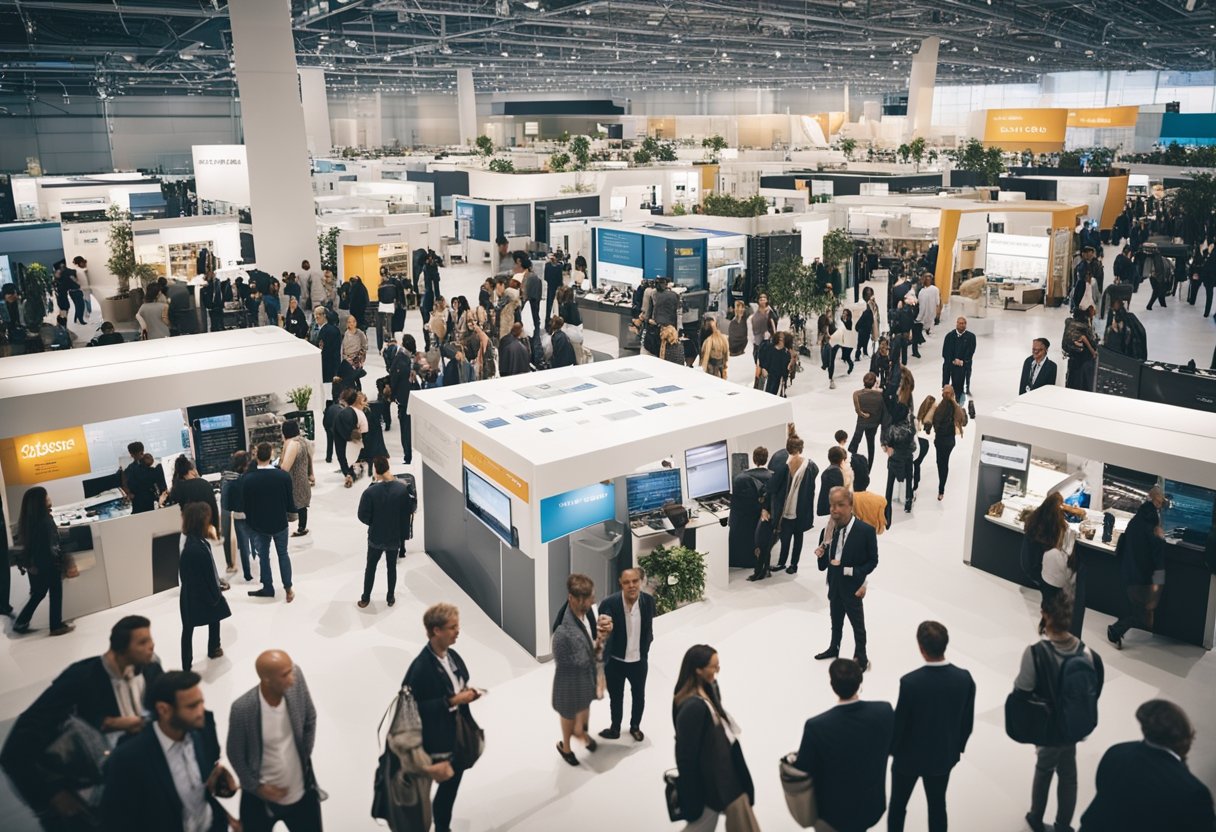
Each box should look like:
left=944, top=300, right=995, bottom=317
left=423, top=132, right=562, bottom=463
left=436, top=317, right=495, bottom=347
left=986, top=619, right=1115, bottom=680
left=941, top=316, right=976, bottom=404
left=227, top=650, right=323, bottom=831
left=597, top=567, right=656, bottom=742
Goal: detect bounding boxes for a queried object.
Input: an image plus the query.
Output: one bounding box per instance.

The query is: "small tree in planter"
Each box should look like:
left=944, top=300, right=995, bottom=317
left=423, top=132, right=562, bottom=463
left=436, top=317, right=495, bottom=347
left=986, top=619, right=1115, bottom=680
left=638, top=544, right=707, bottom=614
left=764, top=255, right=837, bottom=352
left=283, top=385, right=315, bottom=440
left=102, top=204, right=147, bottom=323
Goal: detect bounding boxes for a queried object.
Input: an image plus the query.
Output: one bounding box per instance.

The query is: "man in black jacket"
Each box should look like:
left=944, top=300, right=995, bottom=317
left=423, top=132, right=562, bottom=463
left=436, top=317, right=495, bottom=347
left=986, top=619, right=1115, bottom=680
left=1019, top=338, right=1058, bottom=395
left=888, top=621, right=976, bottom=832
left=357, top=456, right=416, bottom=608
left=733, top=447, right=773, bottom=576
left=1, top=616, right=164, bottom=825
left=889, top=297, right=916, bottom=367
left=403, top=603, right=478, bottom=832
left=102, top=671, right=238, bottom=832
left=388, top=334, right=422, bottom=465
left=200, top=270, right=230, bottom=333
left=815, top=487, right=879, bottom=671
left=794, top=658, right=894, bottom=832
left=817, top=446, right=848, bottom=517
left=941, top=316, right=976, bottom=404
left=597, top=569, right=655, bottom=742
left=1080, top=699, right=1215, bottom=832
left=312, top=307, right=342, bottom=387
left=543, top=252, right=564, bottom=323
left=243, top=442, right=298, bottom=602
left=1108, top=490, right=1167, bottom=649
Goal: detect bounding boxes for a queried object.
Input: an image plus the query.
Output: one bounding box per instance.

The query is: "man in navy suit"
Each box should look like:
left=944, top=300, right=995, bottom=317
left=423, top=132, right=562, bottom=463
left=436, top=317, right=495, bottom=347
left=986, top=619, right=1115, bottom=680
left=794, top=658, right=895, bottom=832
left=102, top=670, right=238, bottom=832
left=1080, top=699, right=1215, bottom=832
left=887, top=621, right=976, bottom=832
left=597, top=568, right=655, bottom=742
left=1019, top=338, right=1058, bottom=395
left=815, top=487, right=880, bottom=671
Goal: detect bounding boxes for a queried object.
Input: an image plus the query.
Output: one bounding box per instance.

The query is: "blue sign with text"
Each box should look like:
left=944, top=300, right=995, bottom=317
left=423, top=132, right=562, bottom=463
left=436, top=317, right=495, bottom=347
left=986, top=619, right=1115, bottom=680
left=540, top=482, right=616, bottom=543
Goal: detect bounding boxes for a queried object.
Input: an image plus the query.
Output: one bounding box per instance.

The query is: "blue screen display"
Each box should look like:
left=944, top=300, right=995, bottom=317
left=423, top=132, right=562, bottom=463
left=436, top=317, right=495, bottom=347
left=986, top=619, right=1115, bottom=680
left=455, top=200, right=491, bottom=242
left=626, top=468, right=683, bottom=516
left=597, top=228, right=643, bottom=267
left=643, top=235, right=667, bottom=279
left=540, top=482, right=616, bottom=543
left=1162, top=479, right=1215, bottom=537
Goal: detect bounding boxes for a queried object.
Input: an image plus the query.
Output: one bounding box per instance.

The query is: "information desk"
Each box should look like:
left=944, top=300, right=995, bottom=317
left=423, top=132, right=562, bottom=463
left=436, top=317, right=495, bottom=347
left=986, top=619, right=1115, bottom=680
left=964, top=386, right=1216, bottom=648
left=0, top=329, right=321, bottom=625
left=408, top=355, right=793, bottom=659
left=577, top=294, right=640, bottom=352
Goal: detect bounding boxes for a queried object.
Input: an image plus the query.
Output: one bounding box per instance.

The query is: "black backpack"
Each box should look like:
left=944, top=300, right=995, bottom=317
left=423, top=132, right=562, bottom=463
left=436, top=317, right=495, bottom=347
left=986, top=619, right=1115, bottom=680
left=1007, top=641, right=1101, bottom=746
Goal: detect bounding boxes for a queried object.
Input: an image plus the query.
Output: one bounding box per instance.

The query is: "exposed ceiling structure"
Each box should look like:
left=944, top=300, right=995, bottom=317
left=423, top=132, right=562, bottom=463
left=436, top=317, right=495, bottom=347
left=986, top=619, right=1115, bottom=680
left=0, top=0, right=1213, bottom=100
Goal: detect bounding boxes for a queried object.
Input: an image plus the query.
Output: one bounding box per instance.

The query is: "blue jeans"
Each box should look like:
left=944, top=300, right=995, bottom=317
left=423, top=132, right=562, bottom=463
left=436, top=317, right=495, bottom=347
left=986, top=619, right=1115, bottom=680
left=233, top=518, right=253, bottom=580
left=250, top=527, right=292, bottom=591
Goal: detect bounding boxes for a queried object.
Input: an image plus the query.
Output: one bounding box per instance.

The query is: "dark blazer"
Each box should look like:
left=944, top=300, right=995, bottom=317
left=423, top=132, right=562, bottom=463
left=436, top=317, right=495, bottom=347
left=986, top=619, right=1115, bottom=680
left=403, top=645, right=472, bottom=757
left=179, top=535, right=232, bottom=628
left=598, top=591, right=655, bottom=662
left=316, top=322, right=342, bottom=381
left=101, top=711, right=228, bottom=832
left=890, top=663, right=976, bottom=776
left=1, top=655, right=164, bottom=806
left=794, top=701, right=895, bottom=832
left=226, top=667, right=318, bottom=795
left=942, top=329, right=976, bottom=365
left=674, top=696, right=754, bottom=819
left=1080, top=741, right=1216, bottom=832
left=166, top=477, right=220, bottom=531
left=1019, top=356, right=1058, bottom=395
left=551, top=328, right=577, bottom=368
left=817, top=466, right=845, bottom=516
left=358, top=477, right=414, bottom=550
left=769, top=458, right=817, bottom=533
left=817, top=517, right=879, bottom=598
left=241, top=466, right=296, bottom=534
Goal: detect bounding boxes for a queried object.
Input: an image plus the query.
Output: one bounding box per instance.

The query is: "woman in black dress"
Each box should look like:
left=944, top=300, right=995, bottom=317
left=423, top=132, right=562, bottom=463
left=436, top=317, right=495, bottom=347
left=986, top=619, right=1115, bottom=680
left=758, top=331, right=794, bottom=396
left=283, top=296, right=309, bottom=338
left=178, top=502, right=230, bottom=669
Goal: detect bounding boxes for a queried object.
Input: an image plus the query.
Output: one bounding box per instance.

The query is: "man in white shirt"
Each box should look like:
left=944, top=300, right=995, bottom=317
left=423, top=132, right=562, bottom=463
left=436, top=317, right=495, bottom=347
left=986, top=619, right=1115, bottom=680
left=227, top=650, right=322, bottom=832
left=597, top=568, right=656, bottom=742
left=916, top=273, right=941, bottom=337
left=298, top=260, right=324, bottom=314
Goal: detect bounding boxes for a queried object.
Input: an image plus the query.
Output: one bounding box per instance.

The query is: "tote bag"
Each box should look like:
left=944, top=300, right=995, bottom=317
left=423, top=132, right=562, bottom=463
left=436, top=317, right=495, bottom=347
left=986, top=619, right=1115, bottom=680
left=779, top=752, right=818, bottom=828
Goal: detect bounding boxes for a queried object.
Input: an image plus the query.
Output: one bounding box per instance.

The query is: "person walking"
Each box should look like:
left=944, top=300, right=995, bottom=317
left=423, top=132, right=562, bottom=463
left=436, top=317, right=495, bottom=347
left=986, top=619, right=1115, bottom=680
left=221, top=450, right=251, bottom=579
left=672, top=644, right=758, bottom=831
left=888, top=621, right=976, bottom=832
left=552, top=574, right=609, bottom=766
left=869, top=337, right=892, bottom=388
left=927, top=385, right=967, bottom=501
left=1107, top=489, right=1167, bottom=649
left=1014, top=592, right=1105, bottom=832
left=227, top=650, right=323, bottom=832
left=749, top=292, right=777, bottom=363
left=1079, top=700, right=1215, bottom=832
left=814, top=487, right=880, bottom=672
left=766, top=434, right=817, bottom=574
left=404, top=603, right=479, bottom=832
left=178, top=502, right=231, bottom=669
left=699, top=316, right=729, bottom=378
left=837, top=307, right=857, bottom=374
left=280, top=421, right=314, bottom=538
left=793, top=658, right=894, bottom=832
left=341, top=312, right=368, bottom=379
left=388, top=334, right=421, bottom=465
left=757, top=330, right=795, bottom=396
left=856, top=285, right=880, bottom=358
left=313, top=307, right=342, bottom=388
left=164, top=456, right=220, bottom=534
left=1063, top=310, right=1098, bottom=391
left=1141, top=244, right=1173, bottom=310
left=597, top=569, right=655, bottom=743
left=849, top=372, right=884, bottom=468
left=12, top=487, right=73, bottom=636
left=243, top=442, right=298, bottom=602
left=137, top=283, right=171, bottom=340
left=357, top=456, right=416, bottom=609
left=881, top=365, right=917, bottom=522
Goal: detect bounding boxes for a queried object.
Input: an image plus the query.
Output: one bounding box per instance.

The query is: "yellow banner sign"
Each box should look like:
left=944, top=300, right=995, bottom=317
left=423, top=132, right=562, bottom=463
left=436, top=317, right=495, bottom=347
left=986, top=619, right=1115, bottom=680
left=462, top=442, right=529, bottom=503
left=983, top=108, right=1068, bottom=151
left=1066, top=106, right=1139, bottom=129
left=0, top=426, right=91, bottom=485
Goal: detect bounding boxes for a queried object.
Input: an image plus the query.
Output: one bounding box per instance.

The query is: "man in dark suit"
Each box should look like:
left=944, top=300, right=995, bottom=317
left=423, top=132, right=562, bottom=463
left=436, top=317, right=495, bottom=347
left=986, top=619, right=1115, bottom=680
left=732, top=446, right=773, bottom=577
left=817, top=446, right=848, bottom=517
left=815, top=487, right=879, bottom=671
left=835, top=429, right=870, bottom=481
left=2, top=616, right=164, bottom=826
left=1019, top=338, right=1058, bottom=395
left=102, top=670, right=238, bottom=832
left=597, top=569, right=655, bottom=741
left=543, top=253, right=564, bottom=324
left=887, top=621, right=976, bottom=832
left=941, top=316, right=976, bottom=404
left=243, top=442, right=298, bottom=601
left=794, top=659, right=895, bottom=832
left=1080, top=699, right=1215, bottom=832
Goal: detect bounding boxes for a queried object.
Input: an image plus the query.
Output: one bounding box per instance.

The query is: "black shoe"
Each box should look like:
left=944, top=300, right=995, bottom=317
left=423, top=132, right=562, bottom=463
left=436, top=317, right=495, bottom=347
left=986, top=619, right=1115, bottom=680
left=786, top=565, right=798, bottom=574
left=629, top=728, right=645, bottom=741
left=855, top=656, right=870, bottom=672
left=814, top=648, right=839, bottom=661
left=584, top=738, right=598, bottom=753
left=13, top=622, right=32, bottom=634
left=746, top=573, right=763, bottom=582
left=773, top=562, right=787, bottom=571
left=247, top=588, right=275, bottom=598
left=1025, top=813, right=1046, bottom=832
left=556, top=742, right=579, bottom=766
left=598, top=727, right=620, bottom=740
left=1107, top=625, right=1123, bottom=650
left=387, top=596, right=396, bottom=607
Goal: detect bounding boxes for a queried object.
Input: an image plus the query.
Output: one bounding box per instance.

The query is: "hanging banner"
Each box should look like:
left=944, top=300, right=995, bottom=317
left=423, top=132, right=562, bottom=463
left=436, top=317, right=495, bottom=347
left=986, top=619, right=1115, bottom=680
left=1066, top=106, right=1139, bottom=129
left=983, top=109, right=1068, bottom=152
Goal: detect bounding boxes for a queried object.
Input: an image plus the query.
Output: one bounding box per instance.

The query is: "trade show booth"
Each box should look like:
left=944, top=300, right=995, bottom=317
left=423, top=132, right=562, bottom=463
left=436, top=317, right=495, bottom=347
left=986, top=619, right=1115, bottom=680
left=963, top=387, right=1216, bottom=649
left=408, top=356, right=793, bottom=659
left=0, top=329, right=321, bottom=625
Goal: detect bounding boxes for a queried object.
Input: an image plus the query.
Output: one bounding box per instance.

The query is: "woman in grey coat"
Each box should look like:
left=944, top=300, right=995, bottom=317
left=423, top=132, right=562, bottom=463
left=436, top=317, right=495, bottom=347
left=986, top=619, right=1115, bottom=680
left=552, top=573, right=612, bottom=767
left=280, top=420, right=314, bottom=536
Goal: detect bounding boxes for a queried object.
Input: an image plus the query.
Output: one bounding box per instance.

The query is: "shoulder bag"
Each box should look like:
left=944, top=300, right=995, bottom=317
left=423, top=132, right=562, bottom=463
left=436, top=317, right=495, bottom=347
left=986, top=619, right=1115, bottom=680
left=663, top=768, right=684, bottom=822
left=1004, top=642, right=1055, bottom=745
left=41, top=714, right=111, bottom=794
left=451, top=709, right=484, bottom=771
left=779, top=752, right=817, bottom=828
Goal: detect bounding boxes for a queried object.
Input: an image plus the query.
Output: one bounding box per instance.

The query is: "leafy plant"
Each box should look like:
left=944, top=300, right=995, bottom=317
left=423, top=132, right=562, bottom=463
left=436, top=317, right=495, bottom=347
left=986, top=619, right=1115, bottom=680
left=1172, top=171, right=1216, bottom=233
left=285, top=385, right=313, bottom=411
left=702, top=134, right=727, bottom=162
left=821, top=228, right=855, bottom=271
left=549, top=151, right=570, bottom=172
left=954, top=138, right=1007, bottom=186
left=568, top=135, right=591, bottom=170
left=23, top=262, right=53, bottom=299
left=488, top=157, right=515, bottom=173
left=672, top=203, right=687, bottom=215
left=838, top=137, right=857, bottom=160
left=897, top=143, right=911, bottom=164
left=558, top=130, right=570, bottom=144
left=475, top=135, right=494, bottom=156
left=317, top=227, right=340, bottom=273
left=105, top=203, right=138, bottom=296
left=641, top=135, right=677, bottom=162
left=764, top=256, right=837, bottom=328
left=133, top=262, right=159, bottom=291
left=908, top=137, right=927, bottom=170
left=638, top=545, right=707, bottom=615
left=632, top=147, right=652, bottom=165
left=702, top=192, right=769, bottom=218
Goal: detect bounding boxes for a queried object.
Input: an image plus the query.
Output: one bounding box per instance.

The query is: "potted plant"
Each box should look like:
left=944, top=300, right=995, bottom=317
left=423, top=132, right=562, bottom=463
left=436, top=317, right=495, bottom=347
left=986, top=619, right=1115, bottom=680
left=100, top=204, right=144, bottom=324
left=638, top=545, right=707, bottom=615
left=283, top=385, right=315, bottom=440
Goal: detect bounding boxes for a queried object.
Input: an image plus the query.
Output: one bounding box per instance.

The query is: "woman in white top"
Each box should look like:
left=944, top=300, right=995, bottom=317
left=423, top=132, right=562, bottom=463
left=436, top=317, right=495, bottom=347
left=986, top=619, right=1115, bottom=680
left=71, top=256, right=92, bottom=319
left=136, top=283, right=171, bottom=340
left=350, top=391, right=370, bottom=479
left=763, top=435, right=816, bottom=575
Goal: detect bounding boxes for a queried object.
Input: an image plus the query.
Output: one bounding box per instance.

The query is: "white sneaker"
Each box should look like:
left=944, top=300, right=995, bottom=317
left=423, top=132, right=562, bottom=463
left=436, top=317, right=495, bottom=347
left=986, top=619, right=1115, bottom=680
left=829, top=379, right=836, bottom=389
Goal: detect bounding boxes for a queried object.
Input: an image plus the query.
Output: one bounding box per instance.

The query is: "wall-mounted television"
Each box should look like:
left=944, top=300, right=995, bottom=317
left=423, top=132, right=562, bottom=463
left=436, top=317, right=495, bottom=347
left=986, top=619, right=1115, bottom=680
left=684, top=440, right=730, bottom=500
left=464, top=465, right=514, bottom=545
left=626, top=467, right=682, bottom=516
left=1101, top=464, right=1158, bottom=513
left=1162, top=479, right=1215, bottom=542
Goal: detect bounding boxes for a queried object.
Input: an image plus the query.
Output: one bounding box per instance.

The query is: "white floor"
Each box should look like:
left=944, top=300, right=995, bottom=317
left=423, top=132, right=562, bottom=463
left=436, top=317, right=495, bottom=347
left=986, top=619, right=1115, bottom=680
left=3, top=264, right=1215, bottom=832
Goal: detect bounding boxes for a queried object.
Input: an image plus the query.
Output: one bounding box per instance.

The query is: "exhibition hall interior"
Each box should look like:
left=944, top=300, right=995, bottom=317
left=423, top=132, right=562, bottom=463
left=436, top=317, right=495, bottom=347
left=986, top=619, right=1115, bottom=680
left=2, top=1, right=1216, bottom=831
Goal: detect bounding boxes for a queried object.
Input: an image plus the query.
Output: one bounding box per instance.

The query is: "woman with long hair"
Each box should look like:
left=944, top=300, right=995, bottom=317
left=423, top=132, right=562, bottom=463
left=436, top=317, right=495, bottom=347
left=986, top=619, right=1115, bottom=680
left=280, top=420, right=314, bottom=537
left=659, top=324, right=686, bottom=365
left=913, top=393, right=935, bottom=496
left=817, top=312, right=838, bottom=389
left=672, top=645, right=757, bottom=831
left=178, top=502, right=231, bottom=668
left=881, top=364, right=916, bottom=524
left=929, top=385, right=968, bottom=500
left=699, top=316, right=729, bottom=379
left=1021, top=492, right=1083, bottom=591
left=856, top=285, right=880, bottom=357
left=727, top=300, right=749, bottom=357
left=837, top=307, right=856, bottom=374
left=758, top=330, right=794, bottom=396
left=552, top=574, right=608, bottom=766
left=13, top=487, right=73, bottom=636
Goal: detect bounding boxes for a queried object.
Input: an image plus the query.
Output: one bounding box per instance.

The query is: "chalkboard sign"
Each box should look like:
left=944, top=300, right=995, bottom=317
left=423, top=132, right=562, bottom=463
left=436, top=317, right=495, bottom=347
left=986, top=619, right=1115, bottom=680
left=1095, top=346, right=1141, bottom=399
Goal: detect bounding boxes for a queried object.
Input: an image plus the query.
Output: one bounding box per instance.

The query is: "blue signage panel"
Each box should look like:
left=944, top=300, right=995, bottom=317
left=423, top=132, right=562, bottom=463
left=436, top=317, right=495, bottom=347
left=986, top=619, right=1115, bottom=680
left=455, top=199, right=491, bottom=241
left=540, top=482, right=616, bottom=543
left=643, top=234, right=668, bottom=279
left=597, top=228, right=643, bottom=267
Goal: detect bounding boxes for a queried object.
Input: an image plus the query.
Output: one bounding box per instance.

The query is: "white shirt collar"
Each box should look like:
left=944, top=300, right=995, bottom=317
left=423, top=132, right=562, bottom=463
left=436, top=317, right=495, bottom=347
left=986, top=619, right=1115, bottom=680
left=153, top=721, right=190, bottom=756
left=923, top=658, right=952, bottom=667
left=1144, top=741, right=1182, bottom=763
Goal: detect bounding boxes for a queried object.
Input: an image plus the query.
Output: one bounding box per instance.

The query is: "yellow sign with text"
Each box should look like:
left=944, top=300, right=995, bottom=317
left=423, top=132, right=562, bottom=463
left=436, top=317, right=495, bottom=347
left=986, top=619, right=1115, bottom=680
left=0, top=426, right=91, bottom=485
left=1066, top=106, right=1139, bottom=129
left=983, top=108, right=1068, bottom=151
left=462, top=442, right=529, bottom=503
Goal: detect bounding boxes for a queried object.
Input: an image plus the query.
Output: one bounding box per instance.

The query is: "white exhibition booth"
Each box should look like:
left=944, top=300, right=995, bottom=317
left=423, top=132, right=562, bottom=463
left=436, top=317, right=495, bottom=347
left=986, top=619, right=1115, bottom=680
left=409, top=356, right=793, bottom=659
left=0, top=329, right=321, bottom=626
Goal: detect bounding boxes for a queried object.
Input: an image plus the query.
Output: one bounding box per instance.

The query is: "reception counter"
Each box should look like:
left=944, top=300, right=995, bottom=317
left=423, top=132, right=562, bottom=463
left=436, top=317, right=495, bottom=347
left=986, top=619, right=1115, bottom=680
left=577, top=294, right=641, bottom=352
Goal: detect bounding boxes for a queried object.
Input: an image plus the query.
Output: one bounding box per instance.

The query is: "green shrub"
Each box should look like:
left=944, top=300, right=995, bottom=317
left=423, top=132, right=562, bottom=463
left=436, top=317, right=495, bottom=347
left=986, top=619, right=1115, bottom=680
left=638, top=545, right=707, bottom=615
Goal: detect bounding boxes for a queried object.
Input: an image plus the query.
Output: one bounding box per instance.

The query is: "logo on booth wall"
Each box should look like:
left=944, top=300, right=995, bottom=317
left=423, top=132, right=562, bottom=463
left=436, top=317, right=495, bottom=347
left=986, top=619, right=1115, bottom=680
left=19, top=437, right=78, bottom=459
left=0, top=426, right=91, bottom=484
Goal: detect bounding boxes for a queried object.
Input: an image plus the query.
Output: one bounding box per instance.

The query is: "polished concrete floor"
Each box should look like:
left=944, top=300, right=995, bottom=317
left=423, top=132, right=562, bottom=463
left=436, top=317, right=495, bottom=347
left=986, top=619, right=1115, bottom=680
left=2, top=263, right=1214, bottom=832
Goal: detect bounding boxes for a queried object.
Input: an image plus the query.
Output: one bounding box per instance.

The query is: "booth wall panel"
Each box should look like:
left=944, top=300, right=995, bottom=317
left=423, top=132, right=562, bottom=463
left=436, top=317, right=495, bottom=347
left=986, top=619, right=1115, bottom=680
left=547, top=536, right=571, bottom=647
left=501, top=545, right=536, bottom=656
left=422, top=463, right=504, bottom=628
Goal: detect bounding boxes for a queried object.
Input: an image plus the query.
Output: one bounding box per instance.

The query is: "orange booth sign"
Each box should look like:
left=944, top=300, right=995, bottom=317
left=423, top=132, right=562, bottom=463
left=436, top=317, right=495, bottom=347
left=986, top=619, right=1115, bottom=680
left=983, top=108, right=1068, bottom=152
left=1066, top=106, right=1139, bottom=129
left=0, top=426, right=91, bottom=485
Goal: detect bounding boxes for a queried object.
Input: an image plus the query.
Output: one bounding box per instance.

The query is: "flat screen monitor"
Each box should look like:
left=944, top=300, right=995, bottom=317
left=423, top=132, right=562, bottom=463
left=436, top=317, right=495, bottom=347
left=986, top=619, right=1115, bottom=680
left=1162, top=479, right=1215, bottom=539
left=626, top=467, right=682, bottom=516
left=685, top=440, right=730, bottom=500
left=464, top=465, right=513, bottom=545
left=82, top=469, right=123, bottom=499
left=1101, top=464, right=1158, bottom=513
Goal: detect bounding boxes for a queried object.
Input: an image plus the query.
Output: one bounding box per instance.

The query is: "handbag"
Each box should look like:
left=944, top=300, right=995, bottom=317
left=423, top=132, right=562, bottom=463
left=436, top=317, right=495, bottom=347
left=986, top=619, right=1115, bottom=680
left=450, top=709, right=484, bottom=771
left=663, top=768, right=684, bottom=822
left=779, top=752, right=818, bottom=828
left=595, top=662, right=607, bottom=700
left=1004, top=643, right=1055, bottom=745
left=41, top=715, right=111, bottom=790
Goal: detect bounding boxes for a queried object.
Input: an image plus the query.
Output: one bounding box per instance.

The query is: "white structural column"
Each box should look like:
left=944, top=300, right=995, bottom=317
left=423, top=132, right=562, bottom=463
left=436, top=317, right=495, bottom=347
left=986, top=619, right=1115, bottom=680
left=456, top=68, right=477, bottom=147
left=298, top=67, right=332, bottom=156
left=906, top=36, right=940, bottom=138
left=228, top=0, right=319, bottom=273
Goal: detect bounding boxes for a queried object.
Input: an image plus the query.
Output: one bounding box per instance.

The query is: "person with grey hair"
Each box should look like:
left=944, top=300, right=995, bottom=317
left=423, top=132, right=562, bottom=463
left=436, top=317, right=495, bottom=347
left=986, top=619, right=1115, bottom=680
left=814, top=486, right=879, bottom=672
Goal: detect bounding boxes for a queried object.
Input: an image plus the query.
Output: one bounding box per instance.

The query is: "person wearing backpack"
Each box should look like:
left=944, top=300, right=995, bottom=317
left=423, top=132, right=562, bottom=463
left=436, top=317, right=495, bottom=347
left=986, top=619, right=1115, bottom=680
left=1013, top=592, right=1105, bottom=832
left=881, top=363, right=917, bottom=525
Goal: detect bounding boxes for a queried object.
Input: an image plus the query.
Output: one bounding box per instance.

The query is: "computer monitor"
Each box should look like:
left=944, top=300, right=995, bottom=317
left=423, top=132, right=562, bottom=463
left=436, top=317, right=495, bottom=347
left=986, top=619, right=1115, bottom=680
left=1162, top=479, right=1215, bottom=540
left=684, top=440, right=730, bottom=501
left=464, top=465, right=514, bottom=545
left=82, top=469, right=123, bottom=499
left=626, top=468, right=683, bottom=516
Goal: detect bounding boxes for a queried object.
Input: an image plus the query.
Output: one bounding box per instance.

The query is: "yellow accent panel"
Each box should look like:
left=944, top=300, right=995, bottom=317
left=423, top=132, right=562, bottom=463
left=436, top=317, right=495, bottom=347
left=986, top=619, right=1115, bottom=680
left=1066, top=106, right=1139, bottom=128
left=1100, top=175, right=1129, bottom=230
left=342, top=245, right=382, bottom=296
left=463, top=441, right=529, bottom=503
left=0, top=426, right=91, bottom=485
left=983, top=108, right=1068, bottom=152
left=935, top=209, right=962, bottom=297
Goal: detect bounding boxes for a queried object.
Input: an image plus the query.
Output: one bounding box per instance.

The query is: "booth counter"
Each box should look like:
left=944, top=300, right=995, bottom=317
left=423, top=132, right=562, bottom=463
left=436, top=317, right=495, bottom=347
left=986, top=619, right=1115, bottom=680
left=408, top=356, right=793, bottom=659
left=0, top=329, right=321, bottom=625
left=963, top=387, right=1216, bottom=648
